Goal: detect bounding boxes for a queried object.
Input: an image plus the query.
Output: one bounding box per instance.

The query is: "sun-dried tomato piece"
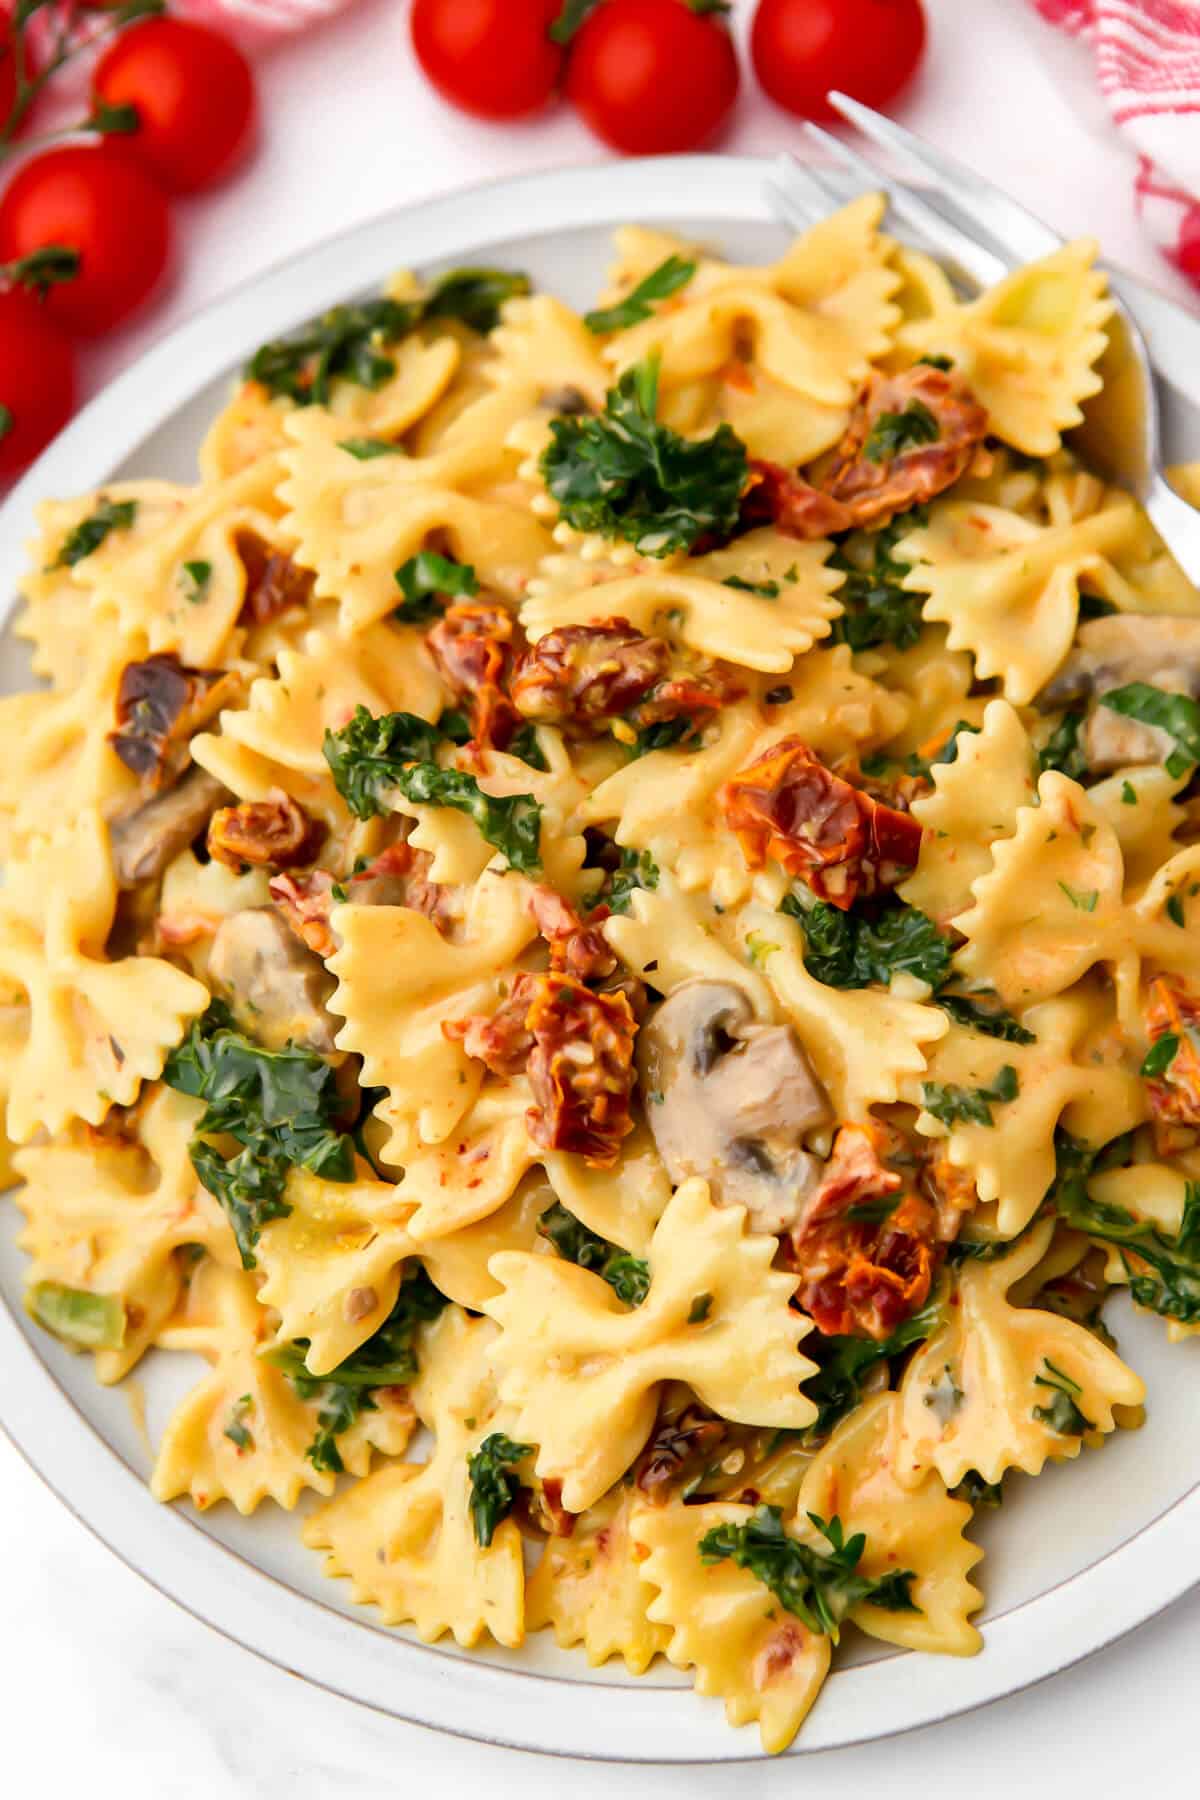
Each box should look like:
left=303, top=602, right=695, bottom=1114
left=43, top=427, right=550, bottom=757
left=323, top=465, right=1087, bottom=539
left=635, top=1402, right=729, bottom=1504
left=525, top=975, right=637, bottom=1166
left=269, top=870, right=338, bottom=958
left=512, top=619, right=671, bottom=727
left=208, top=790, right=323, bottom=871
left=443, top=971, right=539, bottom=1078
left=740, top=367, right=987, bottom=542
left=236, top=528, right=315, bottom=626
left=108, top=653, right=241, bottom=790
left=720, top=736, right=922, bottom=909
left=269, top=840, right=452, bottom=958
left=528, top=883, right=617, bottom=982
left=786, top=1123, right=938, bottom=1340
left=425, top=600, right=521, bottom=752
left=1143, top=976, right=1200, bottom=1130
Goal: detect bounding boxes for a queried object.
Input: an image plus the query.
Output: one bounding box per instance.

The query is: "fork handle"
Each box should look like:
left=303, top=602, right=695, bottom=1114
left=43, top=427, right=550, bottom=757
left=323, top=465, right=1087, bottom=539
left=1144, top=472, right=1200, bottom=588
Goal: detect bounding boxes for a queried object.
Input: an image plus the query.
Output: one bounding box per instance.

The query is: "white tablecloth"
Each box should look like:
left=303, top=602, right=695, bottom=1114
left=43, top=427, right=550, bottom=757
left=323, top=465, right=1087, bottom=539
left=4, top=0, right=1198, bottom=1791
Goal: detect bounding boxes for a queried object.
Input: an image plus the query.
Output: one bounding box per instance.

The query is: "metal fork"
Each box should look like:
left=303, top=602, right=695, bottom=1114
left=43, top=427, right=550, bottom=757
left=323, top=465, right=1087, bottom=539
left=765, top=90, right=1200, bottom=584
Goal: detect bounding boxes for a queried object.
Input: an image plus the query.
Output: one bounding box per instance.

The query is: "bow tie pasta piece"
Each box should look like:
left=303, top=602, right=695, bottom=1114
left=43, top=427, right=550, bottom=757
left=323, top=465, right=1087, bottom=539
left=387, top=1085, right=541, bottom=1240
left=520, top=532, right=841, bottom=675
left=191, top=727, right=348, bottom=837
left=866, top=634, right=982, bottom=767
left=279, top=412, right=552, bottom=634
left=327, top=868, right=540, bottom=1165
left=1088, top=764, right=1190, bottom=894
left=303, top=1308, right=525, bottom=1648
left=901, top=700, right=1035, bottom=928
left=543, top=1121, right=671, bottom=1257
left=0, top=808, right=209, bottom=1142
left=908, top=991, right=1147, bottom=1239
left=895, top=498, right=1138, bottom=704
left=632, top=1499, right=832, bottom=1755
left=604, top=197, right=898, bottom=419
left=215, top=624, right=444, bottom=783
left=199, top=381, right=294, bottom=484
left=953, top=770, right=1136, bottom=1012
left=451, top=293, right=611, bottom=453
left=85, top=455, right=300, bottom=668
left=0, top=639, right=140, bottom=856
left=412, top=1172, right=550, bottom=1309
left=253, top=1165, right=419, bottom=1376
left=734, top=901, right=948, bottom=1121
left=604, top=880, right=775, bottom=1018
left=527, top=1486, right=669, bottom=1674
left=14, top=1085, right=235, bottom=1383
left=1084, top=1161, right=1200, bottom=1344
left=152, top=1257, right=416, bottom=1513
left=896, top=240, right=1112, bottom=457
left=484, top=1177, right=818, bottom=1515
left=796, top=1391, right=983, bottom=1657
left=893, top=1219, right=1145, bottom=1491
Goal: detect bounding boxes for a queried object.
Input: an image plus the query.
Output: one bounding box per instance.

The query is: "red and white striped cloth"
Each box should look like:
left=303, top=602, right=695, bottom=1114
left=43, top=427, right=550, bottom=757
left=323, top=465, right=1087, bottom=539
left=1033, top=0, right=1200, bottom=287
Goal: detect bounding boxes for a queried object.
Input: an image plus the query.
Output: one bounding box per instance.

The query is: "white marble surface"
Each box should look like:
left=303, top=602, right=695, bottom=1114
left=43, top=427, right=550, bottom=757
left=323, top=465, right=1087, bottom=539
left=4, top=0, right=1200, bottom=1790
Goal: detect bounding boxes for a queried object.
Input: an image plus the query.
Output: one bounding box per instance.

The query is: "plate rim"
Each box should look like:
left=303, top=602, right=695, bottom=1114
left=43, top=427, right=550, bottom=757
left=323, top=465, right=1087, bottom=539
left=2, top=150, right=1199, bottom=1763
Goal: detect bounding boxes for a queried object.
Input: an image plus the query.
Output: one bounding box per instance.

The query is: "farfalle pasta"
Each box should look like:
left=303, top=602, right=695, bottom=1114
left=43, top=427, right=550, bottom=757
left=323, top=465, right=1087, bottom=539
left=6, top=211, right=1198, bottom=1755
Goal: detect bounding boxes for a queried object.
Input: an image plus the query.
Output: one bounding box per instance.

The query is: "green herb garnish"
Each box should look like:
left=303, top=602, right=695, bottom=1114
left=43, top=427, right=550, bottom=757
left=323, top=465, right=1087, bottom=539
left=935, top=993, right=1035, bottom=1044
left=537, top=1201, right=650, bottom=1306
left=593, top=847, right=660, bottom=916
left=799, top=1296, right=942, bottom=1444
left=393, top=763, right=541, bottom=871
left=921, top=1064, right=1019, bottom=1128
left=698, top=1506, right=918, bottom=1640
left=1142, top=1033, right=1179, bottom=1078
left=322, top=703, right=446, bottom=816
left=393, top=550, right=478, bottom=623
left=863, top=400, right=939, bottom=464
left=1032, top=1358, right=1093, bottom=1436
left=1037, top=711, right=1088, bottom=780
left=828, top=510, right=927, bottom=652
left=338, top=436, right=405, bottom=460
left=1101, top=682, right=1200, bottom=778
left=467, top=1432, right=534, bottom=1546
left=52, top=497, right=137, bottom=569
left=180, top=558, right=212, bottom=603
left=584, top=254, right=695, bottom=334
left=540, top=353, right=748, bottom=556
left=780, top=892, right=953, bottom=991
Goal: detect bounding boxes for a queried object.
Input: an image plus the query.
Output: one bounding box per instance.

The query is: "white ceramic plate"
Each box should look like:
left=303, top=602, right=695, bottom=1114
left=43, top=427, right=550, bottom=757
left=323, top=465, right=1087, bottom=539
left=1, top=155, right=1199, bottom=1763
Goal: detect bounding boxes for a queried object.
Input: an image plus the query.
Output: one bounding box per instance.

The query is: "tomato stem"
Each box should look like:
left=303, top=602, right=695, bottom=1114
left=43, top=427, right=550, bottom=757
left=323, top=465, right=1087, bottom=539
left=0, top=0, right=163, bottom=153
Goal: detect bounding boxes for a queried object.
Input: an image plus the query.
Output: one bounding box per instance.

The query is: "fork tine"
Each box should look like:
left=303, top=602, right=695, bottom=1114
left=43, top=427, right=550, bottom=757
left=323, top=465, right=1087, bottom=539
left=765, top=153, right=836, bottom=230
left=797, top=128, right=1012, bottom=290
left=825, top=91, right=1064, bottom=265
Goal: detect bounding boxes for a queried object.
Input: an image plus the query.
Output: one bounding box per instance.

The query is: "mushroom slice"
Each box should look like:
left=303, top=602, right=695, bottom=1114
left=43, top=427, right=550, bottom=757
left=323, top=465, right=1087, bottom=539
left=638, top=980, right=829, bottom=1235
left=109, top=768, right=230, bottom=890
left=208, top=906, right=338, bottom=1053
left=1039, top=614, right=1200, bottom=773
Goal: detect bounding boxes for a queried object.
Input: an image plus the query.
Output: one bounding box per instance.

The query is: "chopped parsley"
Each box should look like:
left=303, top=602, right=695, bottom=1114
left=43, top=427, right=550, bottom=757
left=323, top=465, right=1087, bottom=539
left=540, top=353, right=748, bottom=556
left=467, top=1432, right=534, bottom=1546
left=863, top=399, right=939, bottom=464
left=1057, top=880, right=1098, bottom=912
left=162, top=1002, right=355, bottom=1269
left=583, top=253, right=695, bottom=333
left=223, top=1395, right=255, bottom=1453
left=781, top=892, right=953, bottom=991
left=723, top=574, right=780, bottom=598
left=52, top=497, right=137, bottom=568
left=921, top=1064, right=1019, bottom=1128
left=698, top=1506, right=918, bottom=1640
left=687, top=1292, right=713, bottom=1324
left=537, top=1201, right=650, bottom=1306
left=421, top=267, right=531, bottom=333
left=180, top=559, right=212, bottom=603
left=1101, top=682, right=1200, bottom=778
left=828, top=510, right=927, bottom=652
left=393, top=550, right=478, bottom=623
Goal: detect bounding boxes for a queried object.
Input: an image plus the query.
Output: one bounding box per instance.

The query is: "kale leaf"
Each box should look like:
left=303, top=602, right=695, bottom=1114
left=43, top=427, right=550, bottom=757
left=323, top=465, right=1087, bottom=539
left=780, top=893, right=953, bottom=991
left=1101, top=682, right=1200, bottom=778
left=1053, top=1153, right=1200, bottom=1324
left=540, top=353, right=749, bottom=556
left=393, top=763, right=542, bottom=871
left=626, top=715, right=694, bottom=759
left=163, top=1003, right=355, bottom=1269
left=921, top=1064, right=1019, bottom=1128
left=537, top=1201, right=650, bottom=1306
left=584, top=254, right=696, bottom=334
left=393, top=549, right=478, bottom=623
left=951, top=1471, right=1003, bottom=1507
left=467, top=1431, right=534, bottom=1546
left=246, top=268, right=529, bottom=405
left=799, top=1295, right=943, bottom=1445
left=268, top=1267, right=448, bottom=1474
left=863, top=400, right=939, bottom=464
left=1032, top=1358, right=1093, bottom=1436
left=592, top=847, right=660, bottom=916
left=323, top=703, right=446, bottom=817
left=52, top=497, right=137, bottom=569
left=1037, top=711, right=1088, bottom=780
left=698, top=1505, right=918, bottom=1640
left=934, top=992, right=1036, bottom=1044
left=828, top=510, right=927, bottom=652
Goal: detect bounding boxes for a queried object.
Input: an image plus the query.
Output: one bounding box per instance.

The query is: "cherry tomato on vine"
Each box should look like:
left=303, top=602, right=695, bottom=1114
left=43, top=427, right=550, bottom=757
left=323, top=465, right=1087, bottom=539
left=0, top=32, right=16, bottom=134
left=92, top=19, right=257, bottom=195
left=750, top=0, right=926, bottom=123
left=0, top=288, right=75, bottom=475
left=566, top=0, right=739, bottom=155
left=411, top=0, right=564, bottom=121
left=0, top=145, right=171, bottom=336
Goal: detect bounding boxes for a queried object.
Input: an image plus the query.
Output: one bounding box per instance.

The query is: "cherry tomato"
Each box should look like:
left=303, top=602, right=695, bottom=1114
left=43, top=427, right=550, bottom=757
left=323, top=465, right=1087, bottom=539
left=411, top=0, right=563, bottom=121
left=566, top=0, right=739, bottom=156
left=0, top=146, right=171, bottom=336
left=0, top=33, right=16, bottom=135
left=92, top=19, right=257, bottom=195
left=0, top=289, right=75, bottom=476
left=750, top=0, right=926, bottom=123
